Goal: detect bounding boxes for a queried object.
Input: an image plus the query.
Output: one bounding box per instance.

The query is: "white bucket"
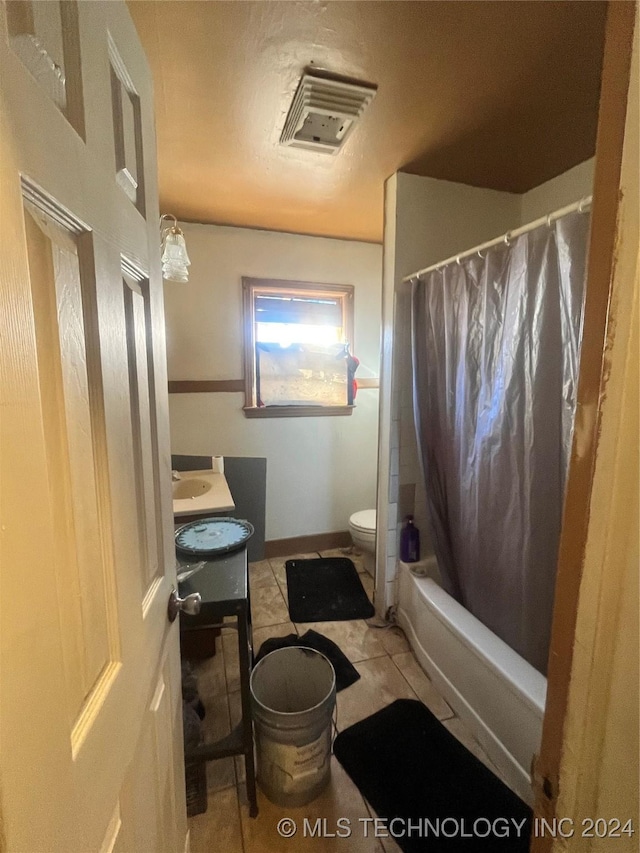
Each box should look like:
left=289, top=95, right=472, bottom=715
left=250, top=647, right=336, bottom=807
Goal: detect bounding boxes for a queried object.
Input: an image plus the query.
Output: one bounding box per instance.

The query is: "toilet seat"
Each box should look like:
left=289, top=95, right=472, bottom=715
left=349, top=509, right=376, bottom=534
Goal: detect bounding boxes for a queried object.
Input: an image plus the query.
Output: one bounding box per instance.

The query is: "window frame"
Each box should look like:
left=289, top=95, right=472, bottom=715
left=242, top=276, right=355, bottom=418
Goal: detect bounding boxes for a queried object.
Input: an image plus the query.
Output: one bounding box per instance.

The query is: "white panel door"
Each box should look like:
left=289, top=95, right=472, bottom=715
left=0, top=2, right=187, bottom=850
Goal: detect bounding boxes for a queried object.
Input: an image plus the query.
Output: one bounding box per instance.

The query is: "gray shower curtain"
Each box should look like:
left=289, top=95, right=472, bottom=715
left=411, top=211, right=590, bottom=674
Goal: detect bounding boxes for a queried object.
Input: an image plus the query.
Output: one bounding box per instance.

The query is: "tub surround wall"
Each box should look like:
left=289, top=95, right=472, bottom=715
left=164, top=223, right=382, bottom=542
left=519, top=157, right=595, bottom=223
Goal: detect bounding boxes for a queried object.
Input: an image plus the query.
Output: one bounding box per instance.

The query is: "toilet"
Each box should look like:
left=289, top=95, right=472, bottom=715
left=348, top=509, right=376, bottom=576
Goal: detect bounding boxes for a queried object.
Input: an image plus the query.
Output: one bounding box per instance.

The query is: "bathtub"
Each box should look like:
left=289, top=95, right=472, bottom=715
left=396, top=558, right=546, bottom=806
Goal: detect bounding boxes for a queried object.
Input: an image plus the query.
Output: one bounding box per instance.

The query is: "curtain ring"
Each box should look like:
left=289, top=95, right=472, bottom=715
left=546, top=213, right=553, bottom=229
left=456, top=255, right=462, bottom=266
left=160, top=212, right=178, bottom=230
left=477, top=249, right=485, bottom=260
left=578, top=197, right=588, bottom=213
left=504, top=231, right=512, bottom=246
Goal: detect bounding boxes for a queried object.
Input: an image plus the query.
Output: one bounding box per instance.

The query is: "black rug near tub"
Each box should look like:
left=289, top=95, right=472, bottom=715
left=285, top=557, right=375, bottom=622
left=254, top=629, right=360, bottom=692
left=334, top=699, right=532, bottom=853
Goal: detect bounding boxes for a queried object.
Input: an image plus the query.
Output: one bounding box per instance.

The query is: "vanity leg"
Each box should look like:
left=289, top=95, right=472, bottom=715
left=238, top=603, right=258, bottom=817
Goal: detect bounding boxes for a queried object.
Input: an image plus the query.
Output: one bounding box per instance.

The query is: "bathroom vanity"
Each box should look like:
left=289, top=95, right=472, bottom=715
left=171, top=456, right=262, bottom=818
left=172, top=455, right=267, bottom=562
left=172, top=463, right=235, bottom=661
left=178, top=548, right=258, bottom=818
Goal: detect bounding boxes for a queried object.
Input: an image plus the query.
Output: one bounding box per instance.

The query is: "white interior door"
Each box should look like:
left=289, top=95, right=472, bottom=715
left=0, top=2, right=187, bottom=850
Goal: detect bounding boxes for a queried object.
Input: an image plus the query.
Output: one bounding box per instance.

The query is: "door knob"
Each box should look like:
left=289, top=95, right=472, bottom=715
left=168, top=587, right=202, bottom=623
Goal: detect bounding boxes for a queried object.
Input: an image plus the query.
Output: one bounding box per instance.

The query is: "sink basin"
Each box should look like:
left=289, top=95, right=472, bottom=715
left=172, top=468, right=235, bottom=517
left=172, top=478, right=213, bottom=500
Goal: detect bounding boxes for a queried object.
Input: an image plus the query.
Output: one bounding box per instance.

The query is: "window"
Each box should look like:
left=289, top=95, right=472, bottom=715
left=242, top=277, right=355, bottom=418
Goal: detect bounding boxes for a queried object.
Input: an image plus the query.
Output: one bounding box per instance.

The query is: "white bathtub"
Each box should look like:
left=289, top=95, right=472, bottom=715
left=396, top=559, right=546, bottom=806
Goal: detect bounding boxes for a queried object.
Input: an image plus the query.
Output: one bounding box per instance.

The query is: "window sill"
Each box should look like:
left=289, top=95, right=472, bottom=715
left=243, top=405, right=354, bottom=419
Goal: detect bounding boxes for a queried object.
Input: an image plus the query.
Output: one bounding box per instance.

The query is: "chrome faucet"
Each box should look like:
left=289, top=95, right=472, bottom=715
left=171, top=470, right=182, bottom=481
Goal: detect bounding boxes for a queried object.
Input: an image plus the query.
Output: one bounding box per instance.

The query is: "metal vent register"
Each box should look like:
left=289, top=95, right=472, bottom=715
left=280, top=73, right=377, bottom=154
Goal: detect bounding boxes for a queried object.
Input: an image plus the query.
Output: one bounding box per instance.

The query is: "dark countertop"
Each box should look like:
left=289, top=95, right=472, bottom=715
left=177, top=547, right=248, bottom=624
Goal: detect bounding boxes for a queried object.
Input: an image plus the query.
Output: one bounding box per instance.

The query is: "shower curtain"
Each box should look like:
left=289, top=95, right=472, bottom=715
left=411, top=211, right=590, bottom=674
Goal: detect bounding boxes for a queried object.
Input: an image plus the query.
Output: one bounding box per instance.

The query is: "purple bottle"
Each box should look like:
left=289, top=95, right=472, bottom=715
left=400, top=515, right=420, bottom=563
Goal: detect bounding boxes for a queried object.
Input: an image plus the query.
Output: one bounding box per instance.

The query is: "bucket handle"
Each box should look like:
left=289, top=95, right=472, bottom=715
left=330, top=704, right=339, bottom=753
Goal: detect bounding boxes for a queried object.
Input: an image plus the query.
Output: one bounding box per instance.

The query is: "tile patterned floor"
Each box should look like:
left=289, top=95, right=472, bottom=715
left=187, top=550, right=499, bottom=853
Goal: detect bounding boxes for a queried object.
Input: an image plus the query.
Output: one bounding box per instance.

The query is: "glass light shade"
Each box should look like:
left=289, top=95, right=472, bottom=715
left=161, top=230, right=190, bottom=282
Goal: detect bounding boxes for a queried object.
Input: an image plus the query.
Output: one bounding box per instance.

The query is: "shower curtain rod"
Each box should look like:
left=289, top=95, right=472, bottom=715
left=402, top=195, right=592, bottom=283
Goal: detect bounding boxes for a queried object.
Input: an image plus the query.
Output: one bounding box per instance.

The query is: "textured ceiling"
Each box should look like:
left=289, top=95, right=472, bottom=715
left=129, top=0, right=607, bottom=242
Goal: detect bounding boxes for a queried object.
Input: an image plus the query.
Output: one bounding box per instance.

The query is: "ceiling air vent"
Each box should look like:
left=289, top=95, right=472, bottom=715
left=280, top=73, right=377, bottom=155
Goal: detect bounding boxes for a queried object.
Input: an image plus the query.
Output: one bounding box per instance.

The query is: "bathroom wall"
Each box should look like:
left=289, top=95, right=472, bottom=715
left=520, top=158, right=594, bottom=223
left=376, top=160, right=595, bottom=615
left=164, top=223, right=382, bottom=542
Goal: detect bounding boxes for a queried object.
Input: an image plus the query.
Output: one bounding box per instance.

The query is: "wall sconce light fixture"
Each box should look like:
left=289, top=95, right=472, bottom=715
left=160, top=214, right=190, bottom=282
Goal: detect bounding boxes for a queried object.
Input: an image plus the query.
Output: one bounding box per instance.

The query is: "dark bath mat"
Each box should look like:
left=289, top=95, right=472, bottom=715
left=285, top=557, right=375, bottom=622
left=334, top=699, right=531, bottom=853
left=254, top=629, right=360, bottom=692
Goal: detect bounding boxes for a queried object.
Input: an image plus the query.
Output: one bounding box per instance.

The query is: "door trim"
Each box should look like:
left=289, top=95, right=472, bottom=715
left=531, top=0, right=637, bottom=842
